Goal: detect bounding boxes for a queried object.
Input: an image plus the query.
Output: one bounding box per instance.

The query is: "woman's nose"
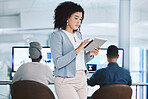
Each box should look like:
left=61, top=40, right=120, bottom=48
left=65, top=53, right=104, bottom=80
left=77, top=20, right=81, bottom=24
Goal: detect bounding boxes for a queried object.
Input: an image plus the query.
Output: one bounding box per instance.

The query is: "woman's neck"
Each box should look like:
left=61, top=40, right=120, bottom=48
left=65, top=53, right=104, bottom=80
left=65, top=26, right=74, bottom=34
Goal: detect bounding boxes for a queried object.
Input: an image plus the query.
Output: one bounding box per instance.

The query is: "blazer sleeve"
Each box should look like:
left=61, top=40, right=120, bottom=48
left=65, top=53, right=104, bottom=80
left=84, top=51, right=94, bottom=63
left=77, top=31, right=93, bottom=63
left=50, top=32, right=76, bottom=69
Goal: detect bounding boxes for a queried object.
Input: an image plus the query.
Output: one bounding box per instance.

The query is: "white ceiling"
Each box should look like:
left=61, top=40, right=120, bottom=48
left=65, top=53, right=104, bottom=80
left=0, top=0, right=147, bottom=19
left=0, top=0, right=121, bottom=16
left=0, top=0, right=148, bottom=48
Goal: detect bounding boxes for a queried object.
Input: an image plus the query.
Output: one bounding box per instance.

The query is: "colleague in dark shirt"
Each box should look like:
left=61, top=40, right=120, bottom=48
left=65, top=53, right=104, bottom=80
left=87, top=45, right=132, bottom=87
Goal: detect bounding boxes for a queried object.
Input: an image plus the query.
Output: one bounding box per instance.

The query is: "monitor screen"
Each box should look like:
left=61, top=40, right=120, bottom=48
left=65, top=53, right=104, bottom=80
left=87, top=48, right=124, bottom=73
left=12, top=46, right=54, bottom=72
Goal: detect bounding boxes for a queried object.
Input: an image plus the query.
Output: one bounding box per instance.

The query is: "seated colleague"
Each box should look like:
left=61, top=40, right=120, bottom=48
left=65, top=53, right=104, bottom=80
left=13, top=42, right=54, bottom=86
left=87, top=45, right=132, bottom=87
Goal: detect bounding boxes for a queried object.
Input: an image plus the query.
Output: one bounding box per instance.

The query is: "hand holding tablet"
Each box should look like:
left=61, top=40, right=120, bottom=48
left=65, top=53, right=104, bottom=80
left=84, top=38, right=107, bottom=51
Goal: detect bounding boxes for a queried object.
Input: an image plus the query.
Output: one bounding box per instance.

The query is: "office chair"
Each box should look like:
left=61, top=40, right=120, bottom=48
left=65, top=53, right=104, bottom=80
left=91, top=84, right=132, bottom=99
left=11, top=80, right=55, bottom=99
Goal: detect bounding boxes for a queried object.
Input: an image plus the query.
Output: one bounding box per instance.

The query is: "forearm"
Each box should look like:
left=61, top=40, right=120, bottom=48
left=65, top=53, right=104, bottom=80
left=85, top=51, right=94, bottom=63
left=52, top=49, right=76, bottom=69
left=87, top=78, right=96, bottom=86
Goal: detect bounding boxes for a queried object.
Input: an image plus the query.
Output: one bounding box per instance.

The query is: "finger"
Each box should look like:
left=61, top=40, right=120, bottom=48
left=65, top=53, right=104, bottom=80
left=84, top=41, right=89, bottom=45
left=94, top=48, right=99, bottom=51
left=94, top=49, right=99, bottom=54
left=84, top=39, right=90, bottom=43
left=84, top=39, right=89, bottom=42
left=98, top=46, right=101, bottom=50
left=95, top=48, right=99, bottom=50
left=94, top=50, right=98, bottom=53
left=93, top=48, right=96, bottom=51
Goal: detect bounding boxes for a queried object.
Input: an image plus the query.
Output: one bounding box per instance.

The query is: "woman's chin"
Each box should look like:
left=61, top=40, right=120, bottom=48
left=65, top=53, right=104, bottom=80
left=73, top=28, right=78, bottom=31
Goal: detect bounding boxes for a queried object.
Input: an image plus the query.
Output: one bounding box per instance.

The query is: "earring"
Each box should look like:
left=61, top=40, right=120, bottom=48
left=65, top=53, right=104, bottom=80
left=67, top=20, right=68, bottom=26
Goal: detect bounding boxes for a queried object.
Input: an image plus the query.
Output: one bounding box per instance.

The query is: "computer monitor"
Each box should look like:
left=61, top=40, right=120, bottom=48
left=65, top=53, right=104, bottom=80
left=87, top=48, right=124, bottom=73
left=12, top=46, right=54, bottom=73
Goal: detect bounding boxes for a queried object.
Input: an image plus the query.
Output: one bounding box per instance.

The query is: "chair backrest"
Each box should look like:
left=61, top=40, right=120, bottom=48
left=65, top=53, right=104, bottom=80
left=91, top=84, right=132, bottom=99
left=11, top=80, right=55, bottom=99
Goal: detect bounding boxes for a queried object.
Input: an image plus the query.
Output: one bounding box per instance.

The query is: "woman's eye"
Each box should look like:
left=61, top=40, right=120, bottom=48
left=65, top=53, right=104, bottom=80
left=75, top=18, right=78, bottom=20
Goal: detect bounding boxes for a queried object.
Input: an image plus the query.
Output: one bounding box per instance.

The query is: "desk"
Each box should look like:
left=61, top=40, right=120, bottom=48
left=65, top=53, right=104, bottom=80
left=132, top=83, right=148, bottom=99
left=0, top=80, right=12, bottom=99
left=0, top=80, right=13, bottom=85
left=0, top=80, right=55, bottom=85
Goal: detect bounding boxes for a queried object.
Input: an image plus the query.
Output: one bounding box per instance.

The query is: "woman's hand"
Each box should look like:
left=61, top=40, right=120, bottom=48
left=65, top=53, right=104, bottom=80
left=75, top=38, right=90, bottom=54
left=89, top=47, right=101, bottom=57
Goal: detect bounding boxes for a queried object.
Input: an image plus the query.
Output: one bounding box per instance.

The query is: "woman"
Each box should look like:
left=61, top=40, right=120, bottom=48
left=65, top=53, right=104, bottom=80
left=50, top=1, right=99, bottom=99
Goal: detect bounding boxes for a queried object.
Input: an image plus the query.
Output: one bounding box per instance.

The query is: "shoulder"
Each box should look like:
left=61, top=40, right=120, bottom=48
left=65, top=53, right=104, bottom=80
left=34, top=63, right=52, bottom=70
left=51, top=30, right=62, bottom=36
left=38, top=63, right=51, bottom=68
left=51, top=30, right=67, bottom=38
left=118, top=66, right=130, bottom=74
left=15, top=63, right=28, bottom=72
left=19, top=63, right=28, bottom=68
left=123, top=68, right=130, bottom=73
left=42, top=64, right=53, bottom=72
left=95, top=68, right=106, bottom=74
left=50, top=30, right=63, bottom=42
left=36, top=62, right=47, bottom=67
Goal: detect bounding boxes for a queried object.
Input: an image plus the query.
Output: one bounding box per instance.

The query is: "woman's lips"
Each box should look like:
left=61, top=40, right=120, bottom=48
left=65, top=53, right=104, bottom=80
left=75, top=25, right=79, bottom=27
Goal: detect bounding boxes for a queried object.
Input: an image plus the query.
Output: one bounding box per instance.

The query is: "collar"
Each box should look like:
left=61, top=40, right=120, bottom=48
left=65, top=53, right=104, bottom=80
left=108, top=62, right=118, bottom=67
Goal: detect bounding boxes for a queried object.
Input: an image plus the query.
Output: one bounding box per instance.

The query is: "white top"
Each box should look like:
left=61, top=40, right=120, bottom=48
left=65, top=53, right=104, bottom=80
left=63, top=30, right=86, bottom=70
left=13, top=62, right=54, bottom=86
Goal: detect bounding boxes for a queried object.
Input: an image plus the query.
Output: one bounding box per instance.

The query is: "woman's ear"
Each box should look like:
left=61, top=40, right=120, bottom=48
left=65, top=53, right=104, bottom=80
left=106, top=54, right=109, bottom=58
left=117, top=54, right=119, bottom=58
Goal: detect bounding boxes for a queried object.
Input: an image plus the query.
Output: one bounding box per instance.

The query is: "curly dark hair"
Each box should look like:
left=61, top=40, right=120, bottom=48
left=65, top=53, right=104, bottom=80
left=54, top=1, right=84, bottom=30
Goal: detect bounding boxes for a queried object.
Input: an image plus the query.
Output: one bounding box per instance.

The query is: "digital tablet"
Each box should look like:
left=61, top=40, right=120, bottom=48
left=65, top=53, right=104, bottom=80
left=84, top=38, right=107, bottom=51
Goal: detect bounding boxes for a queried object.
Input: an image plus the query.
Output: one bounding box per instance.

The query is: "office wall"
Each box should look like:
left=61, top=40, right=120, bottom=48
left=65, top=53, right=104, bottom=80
left=83, top=6, right=118, bottom=24
left=0, top=15, right=20, bottom=28
left=20, top=11, right=54, bottom=28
